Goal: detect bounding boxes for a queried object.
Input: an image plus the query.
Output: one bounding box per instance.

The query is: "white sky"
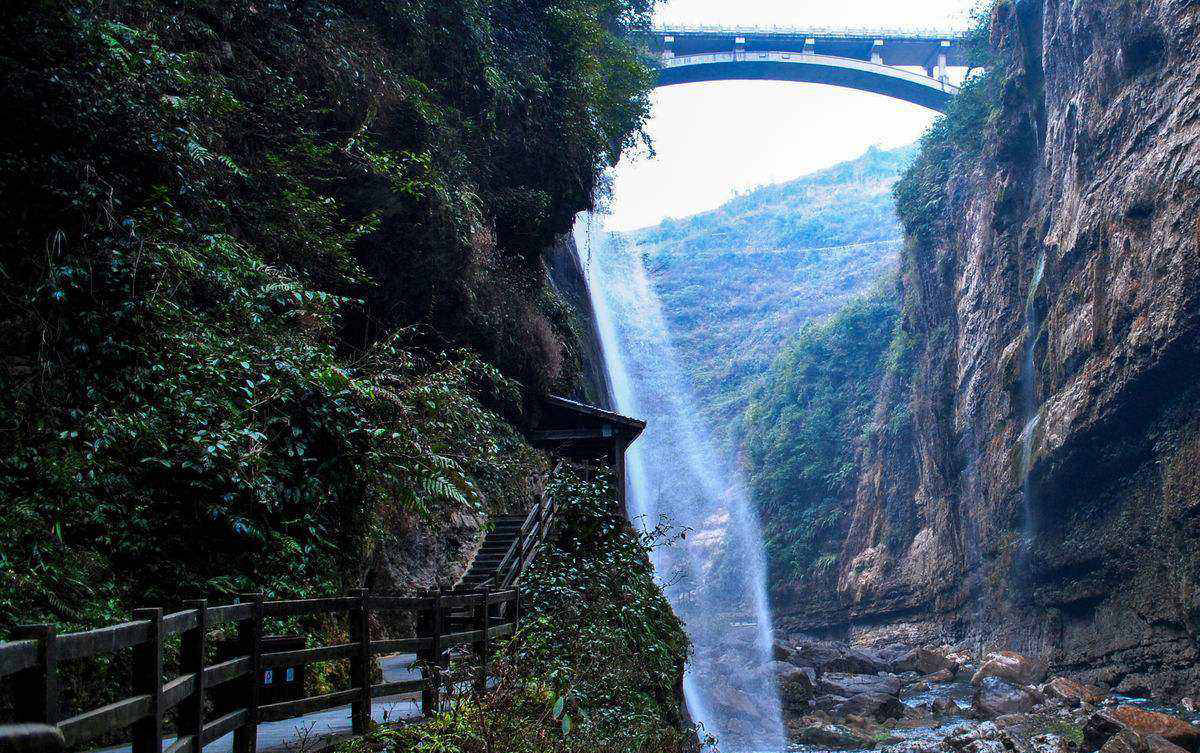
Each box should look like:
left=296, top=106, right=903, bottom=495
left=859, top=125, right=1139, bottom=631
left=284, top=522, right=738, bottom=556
left=602, top=0, right=974, bottom=230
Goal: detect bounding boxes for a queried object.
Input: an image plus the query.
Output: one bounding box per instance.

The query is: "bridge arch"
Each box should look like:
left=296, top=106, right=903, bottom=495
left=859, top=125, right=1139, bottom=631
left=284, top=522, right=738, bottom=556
left=645, top=27, right=965, bottom=113
left=655, top=52, right=958, bottom=112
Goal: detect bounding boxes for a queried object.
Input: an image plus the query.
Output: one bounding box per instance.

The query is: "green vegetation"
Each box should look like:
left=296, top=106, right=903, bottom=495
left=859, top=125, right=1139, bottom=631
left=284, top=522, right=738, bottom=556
left=0, top=0, right=657, bottom=632
left=340, top=469, right=691, bottom=753
left=628, top=146, right=915, bottom=451
left=743, top=283, right=900, bottom=583
left=636, top=145, right=916, bottom=255
left=893, top=2, right=1006, bottom=246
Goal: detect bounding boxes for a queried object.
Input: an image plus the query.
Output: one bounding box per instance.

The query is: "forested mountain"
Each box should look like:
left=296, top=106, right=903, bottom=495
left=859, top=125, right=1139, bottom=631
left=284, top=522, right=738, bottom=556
left=625, top=145, right=915, bottom=451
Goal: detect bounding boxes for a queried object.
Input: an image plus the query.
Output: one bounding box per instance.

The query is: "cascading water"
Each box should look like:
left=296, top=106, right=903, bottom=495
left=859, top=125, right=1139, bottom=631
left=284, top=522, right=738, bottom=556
left=1019, top=252, right=1046, bottom=556
left=576, top=216, right=786, bottom=751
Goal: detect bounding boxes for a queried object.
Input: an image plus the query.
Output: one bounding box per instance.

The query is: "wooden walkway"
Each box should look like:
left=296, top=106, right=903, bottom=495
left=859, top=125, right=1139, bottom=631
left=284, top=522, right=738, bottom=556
left=0, top=588, right=520, bottom=753
left=0, top=488, right=567, bottom=753
left=0, top=396, right=643, bottom=753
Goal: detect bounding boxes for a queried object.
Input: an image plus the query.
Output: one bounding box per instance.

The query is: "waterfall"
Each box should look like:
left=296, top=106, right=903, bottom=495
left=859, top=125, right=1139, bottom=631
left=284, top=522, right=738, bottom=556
left=576, top=216, right=786, bottom=752
left=1019, top=251, right=1046, bottom=555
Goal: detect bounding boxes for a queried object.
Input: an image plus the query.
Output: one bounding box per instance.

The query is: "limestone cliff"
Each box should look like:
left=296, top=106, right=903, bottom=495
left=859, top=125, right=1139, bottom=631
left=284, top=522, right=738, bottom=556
left=777, top=0, right=1200, bottom=698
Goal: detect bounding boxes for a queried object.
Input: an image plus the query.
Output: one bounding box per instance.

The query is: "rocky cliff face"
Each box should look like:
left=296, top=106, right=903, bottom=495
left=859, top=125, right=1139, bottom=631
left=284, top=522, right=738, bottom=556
left=547, top=233, right=615, bottom=411
left=777, top=0, right=1200, bottom=698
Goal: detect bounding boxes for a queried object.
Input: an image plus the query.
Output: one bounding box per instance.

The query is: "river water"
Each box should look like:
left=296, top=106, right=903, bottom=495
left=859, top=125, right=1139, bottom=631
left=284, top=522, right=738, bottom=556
left=577, top=218, right=786, bottom=751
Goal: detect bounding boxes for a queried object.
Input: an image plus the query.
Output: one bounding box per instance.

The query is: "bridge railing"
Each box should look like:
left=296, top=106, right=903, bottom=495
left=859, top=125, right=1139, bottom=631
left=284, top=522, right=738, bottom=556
left=0, top=588, right=520, bottom=753
left=650, top=23, right=965, bottom=40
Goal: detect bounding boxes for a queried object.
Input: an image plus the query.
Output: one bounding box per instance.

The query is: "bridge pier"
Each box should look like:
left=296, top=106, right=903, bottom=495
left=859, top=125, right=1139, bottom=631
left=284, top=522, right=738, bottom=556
left=936, top=40, right=951, bottom=83
left=871, top=39, right=884, bottom=65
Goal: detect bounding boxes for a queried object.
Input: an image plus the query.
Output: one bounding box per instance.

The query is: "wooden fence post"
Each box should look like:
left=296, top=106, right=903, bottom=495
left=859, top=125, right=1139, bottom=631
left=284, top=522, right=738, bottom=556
left=349, top=588, right=371, bottom=735
left=416, top=595, right=434, bottom=717
left=429, top=589, right=445, bottom=714
left=11, top=625, right=58, bottom=725
left=473, top=587, right=489, bottom=695
left=181, top=600, right=207, bottom=753
left=131, top=608, right=164, bottom=753
left=233, top=594, right=263, bottom=753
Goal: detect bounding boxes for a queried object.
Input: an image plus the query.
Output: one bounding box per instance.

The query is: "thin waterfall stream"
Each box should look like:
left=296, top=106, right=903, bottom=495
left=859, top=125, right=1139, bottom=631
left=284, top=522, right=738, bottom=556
left=576, top=217, right=786, bottom=751
left=1019, top=251, right=1046, bottom=561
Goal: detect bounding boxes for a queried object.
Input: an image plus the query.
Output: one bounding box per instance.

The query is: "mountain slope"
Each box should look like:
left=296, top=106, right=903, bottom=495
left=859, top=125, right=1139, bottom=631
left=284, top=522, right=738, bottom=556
left=623, top=145, right=915, bottom=450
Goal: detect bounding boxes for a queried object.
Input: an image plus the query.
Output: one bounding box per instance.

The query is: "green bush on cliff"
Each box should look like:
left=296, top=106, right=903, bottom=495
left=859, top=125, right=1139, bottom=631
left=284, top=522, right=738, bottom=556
left=0, top=0, right=657, bottom=633
left=744, top=283, right=900, bottom=583
left=341, top=468, right=692, bottom=753
left=893, top=3, right=1003, bottom=247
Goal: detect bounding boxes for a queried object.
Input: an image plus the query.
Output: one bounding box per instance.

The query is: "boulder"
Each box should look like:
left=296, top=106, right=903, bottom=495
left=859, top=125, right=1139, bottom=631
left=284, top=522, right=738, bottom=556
left=1046, top=676, right=1107, bottom=705
left=892, top=647, right=959, bottom=675
left=924, top=668, right=956, bottom=684
left=792, top=722, right=878, bottom=749
left=814, top=694, right=851, bottom=714
left=795, top=639, right=889, bottom=674
left=932, top=697, right=960, bottom=716
left=780, top=666, right=816, bottom=709
left=1085, top=711, right=1128, bottom=751
left=1102, top=730, right=1192, bottom=753
left=1117, top=679, right=1154, bottom=698
left=972, top=677, right=1042, bottom=718
left=963, top=739, right=1008, bottom=753
left=819, top=672, right=904, bottom=698
left=1029, top=734, right=1073, bottom=753
left=1110, top=706, right=1200, bottom=751
left=971, top=650, right=1045, bottom=686
left=946, top=722, right=1001, bottom=751
left=773, top=639, right=791, bottom=660
left=839, top=691, right=906, bottom=721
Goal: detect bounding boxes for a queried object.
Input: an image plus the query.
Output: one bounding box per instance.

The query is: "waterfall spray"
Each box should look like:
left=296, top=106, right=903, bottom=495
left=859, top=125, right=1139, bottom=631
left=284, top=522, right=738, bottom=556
left=577, top=217, right=786, bottom=751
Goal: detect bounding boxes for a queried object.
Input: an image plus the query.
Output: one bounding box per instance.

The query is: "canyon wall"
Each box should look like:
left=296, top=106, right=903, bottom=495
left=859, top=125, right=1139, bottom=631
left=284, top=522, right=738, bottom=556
left=776, top=0, right=1200, bottom=698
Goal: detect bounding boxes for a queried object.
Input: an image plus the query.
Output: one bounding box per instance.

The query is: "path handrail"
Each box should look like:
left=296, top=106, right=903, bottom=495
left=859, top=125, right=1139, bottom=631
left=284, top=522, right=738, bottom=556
left=0, top=588, right=520, bottom=753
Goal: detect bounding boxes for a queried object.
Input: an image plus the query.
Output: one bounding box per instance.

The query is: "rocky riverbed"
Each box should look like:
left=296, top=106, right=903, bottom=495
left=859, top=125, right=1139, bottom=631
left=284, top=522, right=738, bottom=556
left=694, top=633, right=1200, bottom=753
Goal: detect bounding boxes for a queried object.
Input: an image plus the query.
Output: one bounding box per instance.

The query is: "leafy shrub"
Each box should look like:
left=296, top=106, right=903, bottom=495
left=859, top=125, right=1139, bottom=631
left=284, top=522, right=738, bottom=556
left=340, top=467, right=693, bottom=753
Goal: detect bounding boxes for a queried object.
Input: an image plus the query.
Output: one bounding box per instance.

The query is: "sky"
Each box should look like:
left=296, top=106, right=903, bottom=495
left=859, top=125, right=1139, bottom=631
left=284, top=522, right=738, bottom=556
left=601, top=0, right=974, bottom=230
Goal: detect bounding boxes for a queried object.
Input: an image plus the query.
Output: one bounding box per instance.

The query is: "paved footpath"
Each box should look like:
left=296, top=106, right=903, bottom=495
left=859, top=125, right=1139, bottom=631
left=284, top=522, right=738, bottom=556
left=98, top=655, right=424, bottom=753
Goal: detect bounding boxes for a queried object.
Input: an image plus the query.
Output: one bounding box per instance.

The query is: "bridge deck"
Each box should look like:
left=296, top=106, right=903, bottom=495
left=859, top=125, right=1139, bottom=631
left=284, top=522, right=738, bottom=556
left=645, top=25, right=967, bottom=69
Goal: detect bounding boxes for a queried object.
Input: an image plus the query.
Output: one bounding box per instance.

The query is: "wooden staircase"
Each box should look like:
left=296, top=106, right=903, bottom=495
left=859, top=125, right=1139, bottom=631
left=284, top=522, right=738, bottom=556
left=456, top=515, right=525, bottom=591
left=443, top=494, right=561, bottom=634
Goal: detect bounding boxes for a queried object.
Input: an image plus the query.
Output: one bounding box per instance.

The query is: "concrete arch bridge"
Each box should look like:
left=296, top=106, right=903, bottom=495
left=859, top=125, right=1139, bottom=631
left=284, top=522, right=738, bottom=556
left=642, top=25, right=967, bottom=112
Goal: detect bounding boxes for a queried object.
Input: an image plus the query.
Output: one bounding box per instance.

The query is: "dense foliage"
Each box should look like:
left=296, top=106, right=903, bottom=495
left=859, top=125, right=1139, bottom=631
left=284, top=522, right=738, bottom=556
left=893, top=2, right=1006, bottom=247
left=0, top=0, right=657, bottom=632
left=743, top=284, right=900, bottom=583
left=629, top=146, right=914, bottom=453
left=341, top=469, right=692, bottom=753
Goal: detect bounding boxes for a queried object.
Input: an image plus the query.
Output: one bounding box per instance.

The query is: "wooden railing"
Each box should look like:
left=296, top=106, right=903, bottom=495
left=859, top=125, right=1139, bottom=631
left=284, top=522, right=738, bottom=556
left=493, top=494, right=560, bottom=590
left=0, top=588, right=519, bottom=753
